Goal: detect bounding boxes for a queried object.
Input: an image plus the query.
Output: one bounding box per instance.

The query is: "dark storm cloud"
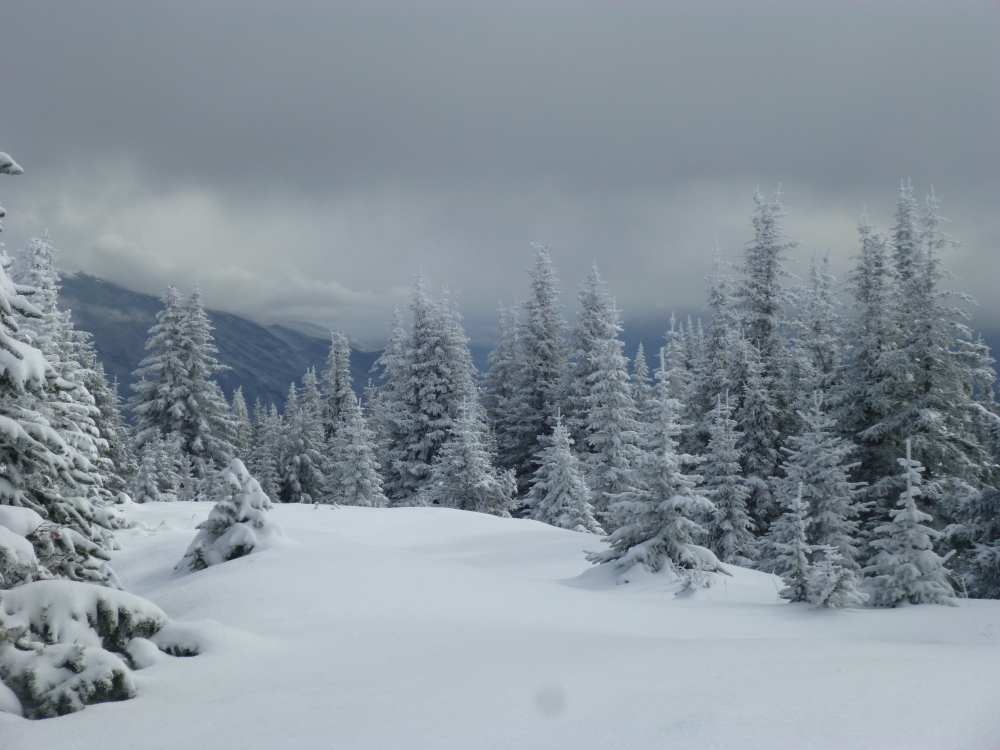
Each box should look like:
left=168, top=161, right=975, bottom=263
left=1, top=1, right=997, bottom=341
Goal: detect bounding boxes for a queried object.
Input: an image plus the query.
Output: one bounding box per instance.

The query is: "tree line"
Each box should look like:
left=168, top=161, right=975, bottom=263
left=2, top=148, right=998, bottom=608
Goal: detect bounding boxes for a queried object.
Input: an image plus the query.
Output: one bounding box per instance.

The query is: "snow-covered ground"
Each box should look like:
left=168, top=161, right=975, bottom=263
left=4, top=502, right=999, bottom=749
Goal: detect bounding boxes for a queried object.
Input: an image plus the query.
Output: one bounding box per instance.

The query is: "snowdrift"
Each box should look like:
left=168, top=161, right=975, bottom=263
left=2, top=501, right=998, bottom=749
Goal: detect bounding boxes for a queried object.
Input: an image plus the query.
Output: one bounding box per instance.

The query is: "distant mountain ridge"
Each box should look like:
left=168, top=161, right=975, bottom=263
left=58, top=274, right=381, bottom=415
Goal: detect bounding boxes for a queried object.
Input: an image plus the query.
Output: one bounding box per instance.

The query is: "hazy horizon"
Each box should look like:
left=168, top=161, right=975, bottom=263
left=2, top=2, right=997, bottom=342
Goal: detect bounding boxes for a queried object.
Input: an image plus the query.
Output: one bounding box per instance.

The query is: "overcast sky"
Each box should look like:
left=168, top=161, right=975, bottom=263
left=1, top=1, right=997, bottom=344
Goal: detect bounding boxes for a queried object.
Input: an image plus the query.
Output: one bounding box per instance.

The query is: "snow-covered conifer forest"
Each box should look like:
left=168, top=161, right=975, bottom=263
left=2, top=150, right=999, bottom=748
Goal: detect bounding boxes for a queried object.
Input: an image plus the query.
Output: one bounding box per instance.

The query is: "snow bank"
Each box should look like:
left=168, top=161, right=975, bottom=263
left=2, top=502, right=998, bottom=748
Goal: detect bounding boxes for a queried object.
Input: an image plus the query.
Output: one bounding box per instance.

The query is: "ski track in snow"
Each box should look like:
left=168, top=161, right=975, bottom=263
left=3, top=501, right=999, bottom=749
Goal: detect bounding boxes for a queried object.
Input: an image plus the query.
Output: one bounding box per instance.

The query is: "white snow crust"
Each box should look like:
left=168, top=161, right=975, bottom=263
left=2, top=501, right=998, bottom=748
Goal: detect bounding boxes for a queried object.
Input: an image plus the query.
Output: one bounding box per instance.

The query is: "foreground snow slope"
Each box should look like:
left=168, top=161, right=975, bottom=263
left=4, top=502, right=999, bottom=749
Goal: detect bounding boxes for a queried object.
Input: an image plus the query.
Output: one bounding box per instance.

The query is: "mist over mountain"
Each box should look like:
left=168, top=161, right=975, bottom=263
left=58, top=274, right=381, bottom=415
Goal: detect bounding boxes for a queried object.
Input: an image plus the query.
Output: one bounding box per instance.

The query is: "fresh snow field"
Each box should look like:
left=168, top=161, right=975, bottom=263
left=3, top=502, right=999, bottom=750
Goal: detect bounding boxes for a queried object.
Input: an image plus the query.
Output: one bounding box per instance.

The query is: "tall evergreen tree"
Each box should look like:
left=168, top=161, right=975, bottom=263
left=485, top=301, right=523, bottom=474
left=571, top=267, right=643, bottom=516
left=249, top=404, right=284, bottom=503
left=526, top=415, right=602, bottom=534
left=369, top=307, right=414, bottom=500
left=734, top=339, right=780, bottom=525
left=420, top=401, right=515, bottom=515
left=325, top=397, right=387, bottom=507
left=876, top=188, right=993, bottom=513
left=778, top=393, right=863, bottom=570
left=734, top=191, right=799, bottom=526
left=0, top=158, right=118, bottom=586
left=690, top=249, right=742, bottom=450
left=321, top=331, right=354, bottom=443
left=591, top=367, right=714, bottom=572
left=14, top=235, right=108, bottom=503
left=702, top=394, right=756, bottom=565
left=375, top=282, right=485, bottom=504
left=835, top=214, right=901, bottom=517
left=630, top=343, right=654, bottom=423
left=790, top=251, right=844, bottom=401
left=230, top=386, right=252, bottom=461
left=506, top=244, right=569, bottom=492
left=766, top=484, right=814, bottom=602
left=279, top=376, right=326, bottom=504
left=130, top=287, right=235, bottom=478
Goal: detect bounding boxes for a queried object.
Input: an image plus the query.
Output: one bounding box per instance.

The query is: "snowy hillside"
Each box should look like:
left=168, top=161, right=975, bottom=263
left=3, top=502, right=998, bottom=750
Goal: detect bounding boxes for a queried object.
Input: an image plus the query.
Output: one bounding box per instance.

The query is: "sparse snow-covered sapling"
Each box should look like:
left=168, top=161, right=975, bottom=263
left=179, top=459, right=278, bottom=571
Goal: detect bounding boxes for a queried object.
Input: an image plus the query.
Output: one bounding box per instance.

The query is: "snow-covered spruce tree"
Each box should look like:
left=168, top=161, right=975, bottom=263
left=505, top=244, right=569, bottom=493
left=947, top=486, right=1000, bottom=598
left=734, top=338, right=780, bottom=527
left=131, top=434, right=178, bottom=503
left=764, top=479, right=867, bottom=608
left=778, top=392, right=863, bottom=570
left=321, top=331, right=354, bottom=443
left=864, top=441, right=956, bottom=607
left=789, top=251, right=844, bottom=401
left=0, top=163, right=121, bottom=587
left=734, top=191, right=799, bottom=526
left=230, top=386, right=252, bottom=461
left=375, top=282, right=486, bottom=504
left=590, top=369, right=716, bottom=573
left=630, top=343, right=654, bottom=423
left=526, top=415, right=602, bottom=534
left=132, top=443, right=162, bottom=504
left=249, top=404, right=283, bottom=503
left=689, top=249, right=742, bottom=448
left=420, top=401, right=515, bottom=515
left=765, top=484, right=814, bottom=602
left=876, top=188, right=993, bottom=517
left=324, top=397, right=386, bottom=507
left=130, top=287, right=235, bottom=480
left=833, top=214, right=901, bottom=521
left=702, top=394, right=756, bottom=565
left=485, top=301, right=523, bottom=473
left=278, top=376, right=326, bottom=504
left=85, top=366, right=136, bottom=498
left=368, top=307, right=413, bottom=500
left=179, top=458, right=277, bottom=571
left=807, top=548, right=868, bottom=609
left=562, top=265, right=609, bottom=446
left=569, top=267, right=643, bottom=517
left=14, top=235, right=108, bottom=505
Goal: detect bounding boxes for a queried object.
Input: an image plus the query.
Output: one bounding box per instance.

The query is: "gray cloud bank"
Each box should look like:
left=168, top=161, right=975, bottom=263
left=1, top=1, right=997, bottom=343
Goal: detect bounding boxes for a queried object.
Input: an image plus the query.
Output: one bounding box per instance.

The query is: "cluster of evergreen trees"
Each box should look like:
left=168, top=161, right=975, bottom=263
left=1, top=151, right=133, bottom=589
left=3, top=143, right=997, bottom=609
left=477, top=189, right=999, bottom=605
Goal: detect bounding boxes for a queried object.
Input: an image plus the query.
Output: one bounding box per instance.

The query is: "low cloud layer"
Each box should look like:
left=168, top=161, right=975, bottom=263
left=1, top=2, right=997, bottom=344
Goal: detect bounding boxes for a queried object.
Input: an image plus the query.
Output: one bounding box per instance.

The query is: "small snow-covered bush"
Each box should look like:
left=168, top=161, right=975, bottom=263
left=0, top=579, right=170, bottom=718
left=179, top=458, right=278, bottom=571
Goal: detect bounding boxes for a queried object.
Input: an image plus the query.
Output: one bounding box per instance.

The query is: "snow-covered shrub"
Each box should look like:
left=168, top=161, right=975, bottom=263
left=807, top=548, right=868, bottom=609
left=179, top=458, right=278, bottom=571
left=0, top=579, right=170, bottom=718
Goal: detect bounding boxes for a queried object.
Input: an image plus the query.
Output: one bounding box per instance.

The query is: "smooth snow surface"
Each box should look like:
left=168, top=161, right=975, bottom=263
left=3, top=502, right=999, bottom=749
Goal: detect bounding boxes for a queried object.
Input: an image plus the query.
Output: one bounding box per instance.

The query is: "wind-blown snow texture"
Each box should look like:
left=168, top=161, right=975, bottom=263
left=3, top=502, right=998, bottom=749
